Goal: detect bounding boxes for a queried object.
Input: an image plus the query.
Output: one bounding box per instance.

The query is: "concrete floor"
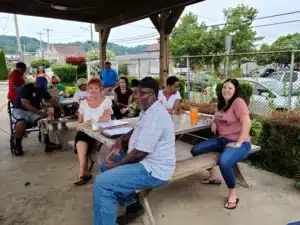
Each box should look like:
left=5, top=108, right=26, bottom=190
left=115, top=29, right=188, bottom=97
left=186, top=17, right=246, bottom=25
left=0, top=91, right=300, bottom=225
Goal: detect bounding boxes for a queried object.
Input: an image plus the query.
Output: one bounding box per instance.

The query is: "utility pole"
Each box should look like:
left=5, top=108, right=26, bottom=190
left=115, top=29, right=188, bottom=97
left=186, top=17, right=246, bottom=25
left=80, top=24, right=94, bottom=49
left=14, top=14, right=23, bottom=61
left=43, top=28, right=53, bottom=50
left=36, top=31, right=44, bottom=58
left=90, top=23, right=94, bottom=49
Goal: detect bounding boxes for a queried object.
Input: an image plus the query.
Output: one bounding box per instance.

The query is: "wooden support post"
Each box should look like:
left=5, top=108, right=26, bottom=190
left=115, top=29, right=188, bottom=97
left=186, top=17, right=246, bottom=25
left=95, top=25, right=111, bottom=69
left=149, top=7, right=184, bottom=88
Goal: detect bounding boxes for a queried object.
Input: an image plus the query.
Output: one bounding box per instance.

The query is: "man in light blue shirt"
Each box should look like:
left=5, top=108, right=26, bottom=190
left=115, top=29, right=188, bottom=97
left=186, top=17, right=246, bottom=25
left=93, top=77, right=176, bottom=225
left=99, top=61, right=119, bottom=92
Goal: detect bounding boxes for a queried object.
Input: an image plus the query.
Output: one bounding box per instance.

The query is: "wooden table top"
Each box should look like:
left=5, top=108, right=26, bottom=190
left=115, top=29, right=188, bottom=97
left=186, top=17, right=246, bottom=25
left=78, top=113, right=213, bottom=147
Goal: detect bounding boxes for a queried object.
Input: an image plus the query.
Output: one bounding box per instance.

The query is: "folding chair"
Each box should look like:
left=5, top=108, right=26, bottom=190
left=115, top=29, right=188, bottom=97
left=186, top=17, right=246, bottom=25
left=8, top=101, right=43, bottom=155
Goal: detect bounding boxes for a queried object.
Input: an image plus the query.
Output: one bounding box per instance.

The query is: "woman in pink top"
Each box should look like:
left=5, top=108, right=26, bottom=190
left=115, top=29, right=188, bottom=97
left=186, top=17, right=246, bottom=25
left=190, top=79, right=251, bottom=210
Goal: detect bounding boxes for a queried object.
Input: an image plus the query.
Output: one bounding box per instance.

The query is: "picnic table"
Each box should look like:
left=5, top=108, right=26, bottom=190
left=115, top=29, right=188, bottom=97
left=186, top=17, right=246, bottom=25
left=78, top=113, right=213, bottom=147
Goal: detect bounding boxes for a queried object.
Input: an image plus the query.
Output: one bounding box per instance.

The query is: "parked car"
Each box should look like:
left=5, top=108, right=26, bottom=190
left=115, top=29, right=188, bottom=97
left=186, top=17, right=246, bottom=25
left=244, top=68, right=276, bottom=77
left=205, top=77, right=299, bottom=115
left=267, top=70, right=300, bottom=94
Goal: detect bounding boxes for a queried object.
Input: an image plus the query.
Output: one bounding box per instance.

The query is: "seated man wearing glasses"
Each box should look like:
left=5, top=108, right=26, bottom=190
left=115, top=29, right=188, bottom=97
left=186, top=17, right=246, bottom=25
left=93, top=77, right=176, bottom=225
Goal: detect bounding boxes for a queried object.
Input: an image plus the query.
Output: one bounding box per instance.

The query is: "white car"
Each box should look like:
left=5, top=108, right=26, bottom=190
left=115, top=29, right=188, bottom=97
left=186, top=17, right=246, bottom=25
left=205, top=77, right=299, bottom=115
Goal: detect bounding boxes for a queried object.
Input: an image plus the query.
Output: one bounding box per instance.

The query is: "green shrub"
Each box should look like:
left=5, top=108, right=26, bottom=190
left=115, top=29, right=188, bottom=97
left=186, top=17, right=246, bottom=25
left=51, top=65, right=78, bottom=83
left=249, top=117, right=300, bottom=179
left=0, top=51, right=9, bottom=80
left=215, top=81, right=253, bottom=105
left=30, top=59, right=50, bottom=69
left=119, top=64, right=128, bottom=75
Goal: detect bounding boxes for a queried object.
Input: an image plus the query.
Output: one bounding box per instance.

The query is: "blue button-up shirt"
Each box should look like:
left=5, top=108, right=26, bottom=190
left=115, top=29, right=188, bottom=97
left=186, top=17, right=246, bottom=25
left=99, top=69, right=119, bottom=87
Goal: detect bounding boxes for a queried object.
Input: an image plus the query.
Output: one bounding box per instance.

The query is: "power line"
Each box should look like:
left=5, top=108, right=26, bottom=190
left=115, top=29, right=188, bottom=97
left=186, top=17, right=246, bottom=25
left=252, top=19, right=300, bottom=28
left=202, top=10, right=300, bottom=28
left=109, top=32, right=157, bottom=42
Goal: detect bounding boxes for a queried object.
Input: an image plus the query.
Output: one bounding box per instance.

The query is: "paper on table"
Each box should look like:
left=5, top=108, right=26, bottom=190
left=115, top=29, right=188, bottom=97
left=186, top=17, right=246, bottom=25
left=102, top=127, right=133, bottom=137
left=96, top=120, right=130, bottom=129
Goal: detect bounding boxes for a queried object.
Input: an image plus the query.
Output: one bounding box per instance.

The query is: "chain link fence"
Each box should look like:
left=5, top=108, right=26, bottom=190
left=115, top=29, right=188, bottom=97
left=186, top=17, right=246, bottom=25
left=115, top=50, right=300, bottom=116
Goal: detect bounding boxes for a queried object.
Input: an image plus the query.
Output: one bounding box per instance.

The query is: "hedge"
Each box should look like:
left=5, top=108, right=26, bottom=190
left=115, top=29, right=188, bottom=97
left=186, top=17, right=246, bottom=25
left=216, top=81, right=253, bottom=105
left=249, top=117, right=300, bottom=179
left=51, top=65, right=78, bottom=83
left=30, top=59, right=50, bottom=69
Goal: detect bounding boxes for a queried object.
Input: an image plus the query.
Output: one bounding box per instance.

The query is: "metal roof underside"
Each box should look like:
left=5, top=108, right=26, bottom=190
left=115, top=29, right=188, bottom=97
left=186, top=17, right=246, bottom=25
left=0, top=0, right=204, bottom=27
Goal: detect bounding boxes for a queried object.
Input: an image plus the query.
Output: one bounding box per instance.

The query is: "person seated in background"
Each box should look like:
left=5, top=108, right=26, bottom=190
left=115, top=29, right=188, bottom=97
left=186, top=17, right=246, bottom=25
left=190, top=79, right=251, bottom=210
left=48, top=75, right=69, bottom=99
left=158, top=76, right=181, bottom=115
left=7, top=62, right=27, bottom=102
left=48, top=75, right=69, bottom=130
left=112, top=76, right=133, bottom=119
left=93, top=77, right=176, bottom=225
left=73, top=78, right=88, bottom=104
left=12, top=77, right=58, bottom=156
left=74, top=77, right=112, bottom=186
left=33, top=65, right=49, bottom=80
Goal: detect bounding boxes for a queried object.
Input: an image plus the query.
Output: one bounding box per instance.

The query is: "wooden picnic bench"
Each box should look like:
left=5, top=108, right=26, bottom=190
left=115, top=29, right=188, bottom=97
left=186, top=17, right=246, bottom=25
left=137, top=140, right=261, bottom=225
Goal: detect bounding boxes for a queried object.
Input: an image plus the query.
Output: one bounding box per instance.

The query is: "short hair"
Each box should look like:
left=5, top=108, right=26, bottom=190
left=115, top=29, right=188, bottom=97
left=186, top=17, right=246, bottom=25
left=131, top=79, right=140, bottom=88
left=16, top=62, right=26, bottom=69
left=88, top=77, right=103, bottom=89
left=50, top=75, right=60, bottom=83
left=166, top=76, right=179, bottom=86
left=138, top=77, right=159, bottom=97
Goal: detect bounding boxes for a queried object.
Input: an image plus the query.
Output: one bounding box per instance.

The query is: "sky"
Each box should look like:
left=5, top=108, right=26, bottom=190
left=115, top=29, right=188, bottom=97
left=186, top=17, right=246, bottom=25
left=0, top=0, right=299, bottom=47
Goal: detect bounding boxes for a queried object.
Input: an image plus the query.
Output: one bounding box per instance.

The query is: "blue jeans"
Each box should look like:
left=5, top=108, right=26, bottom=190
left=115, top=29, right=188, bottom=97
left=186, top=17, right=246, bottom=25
left=94, top=153, right=167, bottom=225
left=190, top=137, right=251, bottom=189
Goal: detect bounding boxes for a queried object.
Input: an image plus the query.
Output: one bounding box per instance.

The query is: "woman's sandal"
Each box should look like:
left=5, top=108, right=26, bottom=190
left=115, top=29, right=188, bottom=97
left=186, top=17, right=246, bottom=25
left=224, top=198, right=239, bottom=210
left=74, top=174, right=93, bottom=186
left=201, top=179, right=222, bottom=185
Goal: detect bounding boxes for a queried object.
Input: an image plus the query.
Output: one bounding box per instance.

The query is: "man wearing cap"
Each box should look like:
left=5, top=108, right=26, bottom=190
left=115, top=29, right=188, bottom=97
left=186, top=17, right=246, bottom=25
left=12, top=77, right=57, bottom=156
left=99, top=61, right=119, bottom=94
left=7, top=62, right=27, bottom=102
left=93, top=77, right=176, bottom=225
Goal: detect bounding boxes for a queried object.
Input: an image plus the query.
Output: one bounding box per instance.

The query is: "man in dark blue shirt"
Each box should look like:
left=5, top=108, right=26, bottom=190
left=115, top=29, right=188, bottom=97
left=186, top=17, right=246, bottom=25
left=12, top=77, right=56, bottom=156
left=99, top=61, right=119, bottom=94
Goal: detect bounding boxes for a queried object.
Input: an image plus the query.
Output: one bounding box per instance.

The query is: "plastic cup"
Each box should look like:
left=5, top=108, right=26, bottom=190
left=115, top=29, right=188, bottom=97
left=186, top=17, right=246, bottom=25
left=190, top=107, right=199, bottom=125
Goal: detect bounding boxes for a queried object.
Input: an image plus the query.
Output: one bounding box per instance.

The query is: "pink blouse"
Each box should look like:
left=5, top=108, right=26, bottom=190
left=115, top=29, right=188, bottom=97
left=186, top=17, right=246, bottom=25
left=214, top=97, right=250, bottom=142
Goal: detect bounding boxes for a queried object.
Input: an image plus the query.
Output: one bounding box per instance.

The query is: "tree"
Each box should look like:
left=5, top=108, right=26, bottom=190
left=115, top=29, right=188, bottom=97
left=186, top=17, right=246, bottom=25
left=85, top=49, right=116, bottom=62
left=30, top=58, right=50, bottom=69
left=255, top=33, right=300, bottom=66
left=170, top=5, right=262, bottom=71
left=0, top=51, right=9, bottom=80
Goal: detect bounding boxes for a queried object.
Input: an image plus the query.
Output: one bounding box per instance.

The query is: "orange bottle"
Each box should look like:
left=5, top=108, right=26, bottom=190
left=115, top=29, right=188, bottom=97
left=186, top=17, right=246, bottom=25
left=190, top=107, right=199, bottom=125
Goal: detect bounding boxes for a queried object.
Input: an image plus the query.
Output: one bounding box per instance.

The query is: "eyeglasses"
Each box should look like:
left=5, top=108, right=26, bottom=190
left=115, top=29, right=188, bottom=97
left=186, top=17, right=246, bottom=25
left=52, top=82, right=59, bottom=84
left=133, top=90, right=154, bottom=97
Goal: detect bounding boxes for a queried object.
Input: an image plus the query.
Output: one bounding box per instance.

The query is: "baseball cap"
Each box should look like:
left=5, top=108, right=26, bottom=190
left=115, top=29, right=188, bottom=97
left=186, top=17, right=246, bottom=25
left=36, top=76, right=48, bottom=90
left=138, top=77, right=159, bottom=97
left=76, top=78, right=88, bottom=87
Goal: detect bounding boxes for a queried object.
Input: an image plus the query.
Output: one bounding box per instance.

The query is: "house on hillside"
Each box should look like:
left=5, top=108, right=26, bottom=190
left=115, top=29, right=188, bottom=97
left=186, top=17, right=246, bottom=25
left=115, top=41, right=161, bottom=78
left=36, top=44, right=85, bottom=65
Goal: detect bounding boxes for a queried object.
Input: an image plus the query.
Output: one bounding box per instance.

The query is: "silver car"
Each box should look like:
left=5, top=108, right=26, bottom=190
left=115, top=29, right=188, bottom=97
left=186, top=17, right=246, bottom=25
left=267, top=70, right=300, bottom=94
